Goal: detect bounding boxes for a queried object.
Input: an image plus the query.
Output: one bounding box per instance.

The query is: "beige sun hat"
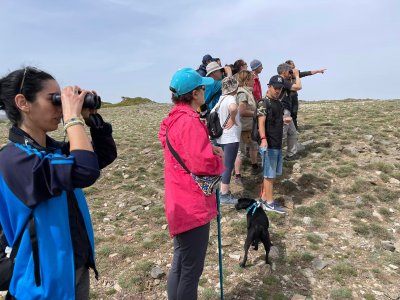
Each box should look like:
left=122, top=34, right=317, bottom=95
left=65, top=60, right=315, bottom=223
left=206, top=61, right=224, bottom=76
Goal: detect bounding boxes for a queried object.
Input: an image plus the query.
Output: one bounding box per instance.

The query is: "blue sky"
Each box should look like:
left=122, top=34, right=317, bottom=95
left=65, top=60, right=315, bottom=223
left=1, top=0, right=399, bottom=103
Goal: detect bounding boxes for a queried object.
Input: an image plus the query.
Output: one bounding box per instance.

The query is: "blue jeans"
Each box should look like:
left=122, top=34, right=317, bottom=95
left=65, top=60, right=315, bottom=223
left=220, top=142, right=239, bottom=184
left=260, top=148, right=283, bottom=178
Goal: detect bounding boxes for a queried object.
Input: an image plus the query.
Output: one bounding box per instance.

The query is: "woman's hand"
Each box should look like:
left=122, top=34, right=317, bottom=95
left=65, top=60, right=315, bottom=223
left=224, top=118, right=236, bottom=129
left=212, top=146, right=224, bottom=158
left=61, top=86, right=89, bottom=121
left=260, top=139, right=268, bottom=152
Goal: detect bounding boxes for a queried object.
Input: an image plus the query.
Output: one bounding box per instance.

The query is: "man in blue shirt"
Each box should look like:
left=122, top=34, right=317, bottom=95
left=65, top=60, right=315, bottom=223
left=203, top=61, right=232, bottom=111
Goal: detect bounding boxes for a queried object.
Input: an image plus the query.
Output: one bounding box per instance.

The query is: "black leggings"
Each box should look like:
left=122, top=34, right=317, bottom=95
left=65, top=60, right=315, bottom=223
left=167, top=223, right=210, bottom=300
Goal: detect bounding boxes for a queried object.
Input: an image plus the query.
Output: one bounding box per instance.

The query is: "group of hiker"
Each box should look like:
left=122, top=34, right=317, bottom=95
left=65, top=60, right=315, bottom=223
left=0, top=57, right=325, bottom=300
left=196, top=54, right=326, bottom=211
left=159, top=55, right=326, bottom=299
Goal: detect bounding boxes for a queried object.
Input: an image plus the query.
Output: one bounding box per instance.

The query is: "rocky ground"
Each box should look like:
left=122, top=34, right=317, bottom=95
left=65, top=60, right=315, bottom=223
left=0, top=100, right=399, bottom=300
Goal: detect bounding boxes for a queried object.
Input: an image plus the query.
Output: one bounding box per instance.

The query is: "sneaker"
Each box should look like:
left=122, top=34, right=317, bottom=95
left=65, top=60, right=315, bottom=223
left=234, top=174, right=243, bottom=186
left=284, top=154, right=299, bottom=161
left=219, top=192, right=238, bottom=205
left=261, top=200, right=286, bottom=214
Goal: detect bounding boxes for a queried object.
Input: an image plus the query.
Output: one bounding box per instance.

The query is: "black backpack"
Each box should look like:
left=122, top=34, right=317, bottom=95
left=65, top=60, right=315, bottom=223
left=251, top=98, right=272, bottom=143
left=206, top=96, right=230, bottom=139
left=0, top=215, right=37, bottom=291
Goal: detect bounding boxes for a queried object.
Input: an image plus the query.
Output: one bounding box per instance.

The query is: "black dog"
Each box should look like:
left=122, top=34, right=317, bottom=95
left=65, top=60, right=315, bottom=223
left=235, top=198, right=272, bottom=268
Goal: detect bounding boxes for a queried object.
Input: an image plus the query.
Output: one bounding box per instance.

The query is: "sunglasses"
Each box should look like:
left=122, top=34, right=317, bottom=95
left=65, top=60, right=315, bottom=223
left=19, top=67, right=29, bottom=94
left=19, top=67, right=39, bottom=94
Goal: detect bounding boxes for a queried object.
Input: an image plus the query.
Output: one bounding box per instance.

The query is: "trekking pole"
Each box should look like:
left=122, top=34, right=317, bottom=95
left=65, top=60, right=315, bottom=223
left=216, top=189, right=224, bottom=300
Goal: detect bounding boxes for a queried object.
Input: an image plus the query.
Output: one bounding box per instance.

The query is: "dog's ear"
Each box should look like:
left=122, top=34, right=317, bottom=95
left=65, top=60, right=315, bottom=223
left=236, top=198, right=254, bottom=210
left=235, top=198, right=246, bottom=210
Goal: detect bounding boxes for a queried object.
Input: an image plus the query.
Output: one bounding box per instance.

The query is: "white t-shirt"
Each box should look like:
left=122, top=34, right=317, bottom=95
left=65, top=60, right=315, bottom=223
left=213, top=95, right=241, bottom=145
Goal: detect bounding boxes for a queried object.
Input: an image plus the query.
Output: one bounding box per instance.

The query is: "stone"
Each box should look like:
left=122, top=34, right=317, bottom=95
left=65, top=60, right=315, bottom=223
left=124, top=235, right=134, bottom=242
left=269, top=246, right=280, bottom=260
left=302, top=217, right=312, bottom=225
left=271, top=262, right=276, bottom=271
left=301, top=268, right=314, bottom=280
left=332, top=144, right=344, bottom=152
left=150, top=266, right=165, bottom=279
left=293, top=163, right=301, bottom=174
left=343, top=146, right=358, bottom=156
left=373, top=210, right=384, bottom=222
left=162, top=224, right=168, bottom=230
left=301, top=140, right=314, bottom=146
left=114, top=283, right=122, bottom=292
left=142, top=199, right=152, bottom=206
left=389, top=178, right=400, bottom=185
left=229, top=253, right=241, bottom=261
left=330, top=218, right=340, bottom=223
left=311, top=258, right=330, bottom=270
left=130, top=205, right=142, bottom=212
left=394, top=241, right=400, bottom=252
left=103, top=217, right=111, bottom=223
left=291, top=294, right=307, bottom=300
left=123, top=174, right=129, bottom=179
left=381, top=241, right=395, bottom=252
left=293, top=226, right=306, bottom=232
left=355, top=196, right=364, bottom=206
left=388, top=264, right=398, bottom=270
left=221, top=239, right=233, bottom=247
left=109, top=253, right=118, bottom=259
left=364, top=135, right=374, bottom=141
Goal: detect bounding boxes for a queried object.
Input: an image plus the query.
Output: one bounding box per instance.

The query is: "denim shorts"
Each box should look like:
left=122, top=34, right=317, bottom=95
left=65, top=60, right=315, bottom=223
left=260, top=148, right=283, bottom=179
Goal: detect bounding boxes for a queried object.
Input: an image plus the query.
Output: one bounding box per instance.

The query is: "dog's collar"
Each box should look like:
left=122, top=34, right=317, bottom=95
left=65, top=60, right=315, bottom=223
left=246, top=201, right=263, bottom=216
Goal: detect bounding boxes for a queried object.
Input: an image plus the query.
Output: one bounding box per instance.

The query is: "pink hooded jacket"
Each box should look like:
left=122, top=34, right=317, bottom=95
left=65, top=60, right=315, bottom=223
left=158, top=103, right=225, bottom=237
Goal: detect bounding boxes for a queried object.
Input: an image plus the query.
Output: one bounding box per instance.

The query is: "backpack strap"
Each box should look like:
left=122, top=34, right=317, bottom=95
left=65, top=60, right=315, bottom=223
left=165, top=129, right=191, bottom=174
left=8, top=214, right=41, bottom=287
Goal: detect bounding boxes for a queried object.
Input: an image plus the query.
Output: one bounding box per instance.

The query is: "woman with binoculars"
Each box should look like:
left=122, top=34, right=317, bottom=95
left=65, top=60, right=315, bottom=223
left=0, top=66, right=117, bottom=299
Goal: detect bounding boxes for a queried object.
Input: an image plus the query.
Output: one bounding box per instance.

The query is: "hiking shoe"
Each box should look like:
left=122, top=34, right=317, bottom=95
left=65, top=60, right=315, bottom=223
left=219, top=192, right=238, bottom=205
left=261, top=200, right=286, bottom=214
left=284, top=154, right=299, bottom=161
left=234, top=175, right=243, bottom=186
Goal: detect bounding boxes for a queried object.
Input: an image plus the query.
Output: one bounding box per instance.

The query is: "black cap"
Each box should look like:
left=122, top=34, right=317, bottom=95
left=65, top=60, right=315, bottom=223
left=268, top=75, right=285, bottom=88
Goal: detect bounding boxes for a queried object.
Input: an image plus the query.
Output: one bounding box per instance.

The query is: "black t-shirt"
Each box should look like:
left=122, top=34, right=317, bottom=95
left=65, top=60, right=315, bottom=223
left=280, top=79, right=293, bottom=111
left=257, top=97, right=284, bottom=149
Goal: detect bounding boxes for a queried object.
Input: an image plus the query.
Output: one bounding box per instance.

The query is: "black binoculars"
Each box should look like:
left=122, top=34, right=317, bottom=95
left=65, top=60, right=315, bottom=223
left=51, top=92, right=102, bottom=109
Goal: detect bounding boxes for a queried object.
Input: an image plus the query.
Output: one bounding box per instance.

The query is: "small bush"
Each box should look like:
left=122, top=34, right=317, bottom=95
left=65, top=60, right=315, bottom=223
left=375, top=187, right=399, bottom=202
left=330, top=288, right=353, bottom=299
left=306, top=233, right=323, bottom=244
left=331, top=262, right=357, bottom=282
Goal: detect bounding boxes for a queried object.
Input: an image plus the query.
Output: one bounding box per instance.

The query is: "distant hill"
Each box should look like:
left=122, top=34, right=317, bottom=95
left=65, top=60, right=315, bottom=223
left=102, top=97, right=154, bottom=108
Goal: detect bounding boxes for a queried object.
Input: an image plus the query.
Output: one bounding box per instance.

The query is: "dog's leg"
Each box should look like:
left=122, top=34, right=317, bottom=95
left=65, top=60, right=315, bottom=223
left=261, top=230, right=272, bottom=265
left=240, top=234, right=253, bottom=268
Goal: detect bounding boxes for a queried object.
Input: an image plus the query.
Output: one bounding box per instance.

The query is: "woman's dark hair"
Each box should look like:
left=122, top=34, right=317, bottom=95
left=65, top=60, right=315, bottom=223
left=0, top=67, right=55, bottom=125
left=171, top=86, right=203, bottom=104
left=232, top=59, right=246, bottom=75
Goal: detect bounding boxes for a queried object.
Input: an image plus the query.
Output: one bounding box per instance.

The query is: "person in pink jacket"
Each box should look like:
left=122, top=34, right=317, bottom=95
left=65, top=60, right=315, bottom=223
left=158, top=68, right=224, bottom=300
